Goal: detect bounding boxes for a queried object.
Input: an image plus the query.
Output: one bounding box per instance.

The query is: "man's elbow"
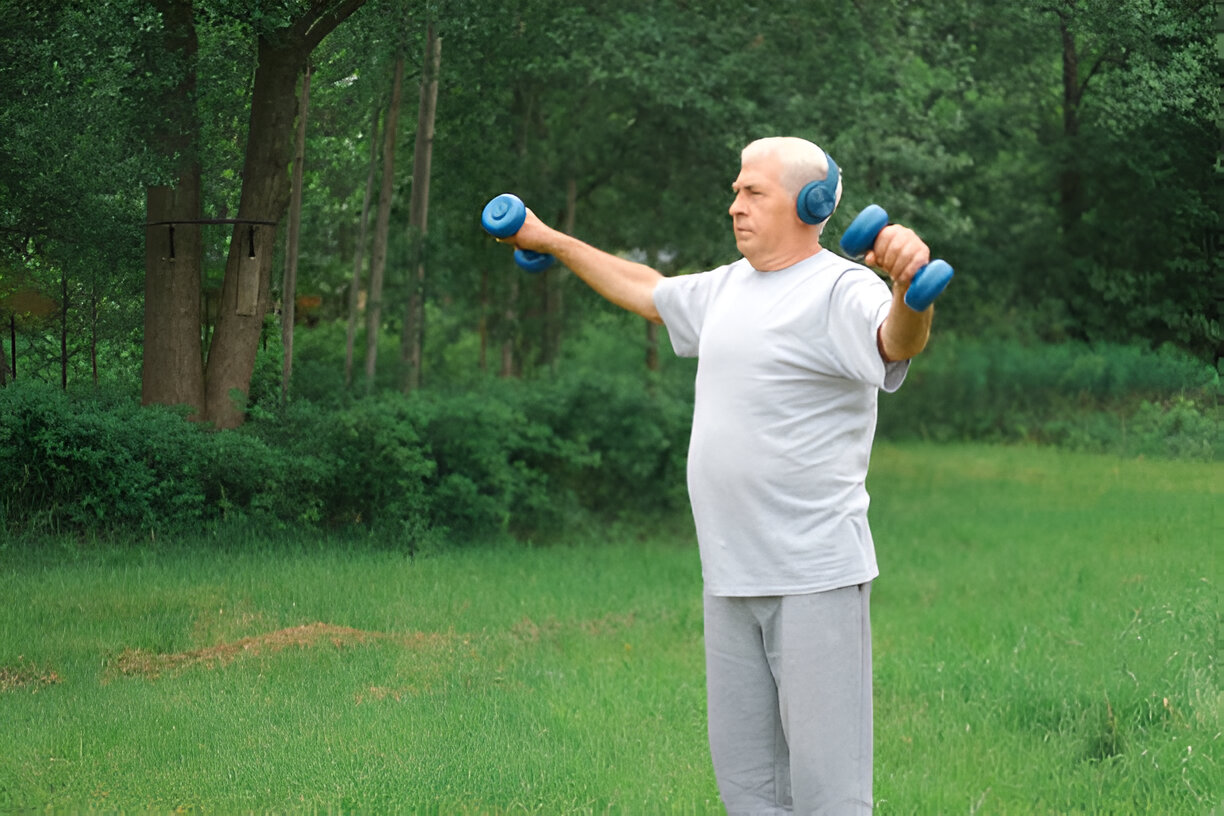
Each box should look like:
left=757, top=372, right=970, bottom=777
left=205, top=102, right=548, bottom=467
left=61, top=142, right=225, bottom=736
left=883, top=340, right=927, bottom=362
left=878, top=324, right=931, bottom=362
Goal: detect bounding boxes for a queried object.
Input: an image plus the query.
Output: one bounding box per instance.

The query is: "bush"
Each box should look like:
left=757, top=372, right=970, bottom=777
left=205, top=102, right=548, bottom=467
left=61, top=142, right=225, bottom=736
left=1040, top=396, right=1223, bottom=461
left=0, top=381, right=321, bottom=535
left=528, top=369, right=691, bottom=520
left=0, top=382, right=206, bottom=532
left=247, top=395, right=434, bottom=533
left=1, top=337, right=1212, bottom=542
left=880, top=338, right=1220, bottom=460
left=409, top=386, right=579, bottom=539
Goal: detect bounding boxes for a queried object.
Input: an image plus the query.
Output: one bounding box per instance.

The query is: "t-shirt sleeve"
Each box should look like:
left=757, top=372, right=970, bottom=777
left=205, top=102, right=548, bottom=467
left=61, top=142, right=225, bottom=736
left=652, top=270, right=716, bottom=358
left=826, top=267, right=910, bottom=392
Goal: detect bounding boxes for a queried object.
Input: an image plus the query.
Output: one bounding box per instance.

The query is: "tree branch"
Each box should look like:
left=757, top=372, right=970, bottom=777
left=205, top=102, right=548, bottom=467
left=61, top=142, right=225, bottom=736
left=1078, top=47, right=1125, bottom=98
left=300, top=0, right=369, bottom=52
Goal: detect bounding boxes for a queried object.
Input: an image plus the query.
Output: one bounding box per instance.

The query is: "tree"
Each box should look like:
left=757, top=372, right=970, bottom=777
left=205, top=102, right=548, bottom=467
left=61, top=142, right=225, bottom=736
left=363, top=51, right=406, bottom=391
left=345, top=104, right=380, bottom=387
left=400, top=20, right=440, bottom=392
left=141, top=0, right=367, bottom=427
left=933, top=0, right=1219, bottom=354
left=3, top=0, right=1217, bottom=404
left=0, top=0, right=150, bottom=391
left=281, top=63, right=312, bottom=402
left=142, top=0, right=205, bottom=413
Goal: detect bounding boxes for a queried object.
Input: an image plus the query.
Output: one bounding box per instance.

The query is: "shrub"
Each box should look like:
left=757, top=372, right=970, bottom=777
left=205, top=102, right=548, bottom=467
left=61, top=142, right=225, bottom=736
left=1, top=336, right=1212, bottom=542
left=247, top=395, right=434, bottom=533
left=0, top=382, right=211, bottom=532
left=528, top=369, right=691, bottom=520
left=880, top=338, right=1220, bottom=460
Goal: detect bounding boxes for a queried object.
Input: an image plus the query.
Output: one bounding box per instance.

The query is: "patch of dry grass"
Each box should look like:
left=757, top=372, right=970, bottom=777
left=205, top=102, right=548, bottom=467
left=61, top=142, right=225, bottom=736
left=107, top=622, right=445, bottom=680
left=0, top=657, right=61, bottom=692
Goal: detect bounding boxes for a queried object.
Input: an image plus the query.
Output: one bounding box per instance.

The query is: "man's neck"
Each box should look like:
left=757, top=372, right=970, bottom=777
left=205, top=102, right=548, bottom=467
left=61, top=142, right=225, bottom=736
left=747, top=240, right=825, bottom=272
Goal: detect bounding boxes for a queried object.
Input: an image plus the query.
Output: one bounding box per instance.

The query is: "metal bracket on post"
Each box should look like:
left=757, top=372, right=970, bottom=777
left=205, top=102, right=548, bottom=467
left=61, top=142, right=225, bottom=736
left=143, top=218, right=276, bottom=317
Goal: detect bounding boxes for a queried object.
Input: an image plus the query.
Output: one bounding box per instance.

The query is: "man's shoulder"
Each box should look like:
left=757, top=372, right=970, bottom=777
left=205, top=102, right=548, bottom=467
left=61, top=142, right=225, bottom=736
left=815, top=253, right=888, bottom=295
left=656, top=258, right=747, bottom=298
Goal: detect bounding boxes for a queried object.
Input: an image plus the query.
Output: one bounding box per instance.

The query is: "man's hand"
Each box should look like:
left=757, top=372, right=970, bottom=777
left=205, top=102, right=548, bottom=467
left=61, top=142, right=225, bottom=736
left=496, top=206, right=553, bottom=254
left=863, top=224, right=931, bottom=289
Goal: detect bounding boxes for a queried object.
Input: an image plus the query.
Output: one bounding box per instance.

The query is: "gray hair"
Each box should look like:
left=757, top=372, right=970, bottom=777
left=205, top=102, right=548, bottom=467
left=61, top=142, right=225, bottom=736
left=741, top=136, right=843, bottom=225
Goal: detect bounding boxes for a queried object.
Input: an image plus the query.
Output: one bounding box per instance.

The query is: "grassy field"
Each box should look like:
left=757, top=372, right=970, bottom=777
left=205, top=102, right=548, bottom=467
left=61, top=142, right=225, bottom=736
left=0, top=443, right=1218, bottom=814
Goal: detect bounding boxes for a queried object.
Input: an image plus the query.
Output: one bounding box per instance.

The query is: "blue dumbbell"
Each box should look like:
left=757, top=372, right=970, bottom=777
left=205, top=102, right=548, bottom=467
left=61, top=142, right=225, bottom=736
left=480, top=193, right=555, bottom=273
left=840, top=204, right=953, bottom=311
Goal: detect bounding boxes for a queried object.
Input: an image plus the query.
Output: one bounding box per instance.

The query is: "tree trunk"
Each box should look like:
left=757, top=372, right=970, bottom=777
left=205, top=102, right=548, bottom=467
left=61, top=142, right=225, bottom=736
left=478, top=268, right=489, bottom=372
left=645, top=248, right=660, bottom=374
left=345, top=103, right=380, bottom=388
left=540, top=176, right=576, bottom=372
left=89, top=286, right=99, bottom=387
left=645, top=321, right=659, bottom=372
left=281, top=63, right=311, bottom=404
left=1058, top=14, right=1083, bottom=238
left=501, top=272, right=519, bottom=378
left=197, top=0, right=366, bottom=427
left=203, top=37, right=303, bottom=428
left=0, top=314, right=8, bottom=386
left=401, top=23, right=441, bottom=393
left=141, top=0, right=204, bottom=415
left=7, top=314, right=14, bottom=380
left=59, top=269, right=68, bottom=390
left=364, top=54, right=406, bottom=392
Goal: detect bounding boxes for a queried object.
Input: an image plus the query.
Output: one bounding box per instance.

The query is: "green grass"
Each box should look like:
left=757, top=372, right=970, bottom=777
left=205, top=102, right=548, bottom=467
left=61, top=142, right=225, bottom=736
left=0, top=443, right=1218, bottom=814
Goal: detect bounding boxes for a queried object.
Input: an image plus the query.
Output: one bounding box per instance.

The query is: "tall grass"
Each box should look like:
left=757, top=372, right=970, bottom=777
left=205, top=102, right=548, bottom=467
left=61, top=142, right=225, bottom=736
left=0, top=444, right=1218, bottom=814
left=867, top=445, right=1218, bottom=814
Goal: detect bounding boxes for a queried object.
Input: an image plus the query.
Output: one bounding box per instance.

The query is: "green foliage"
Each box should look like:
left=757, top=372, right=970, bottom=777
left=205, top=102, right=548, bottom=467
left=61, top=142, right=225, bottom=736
left=0, top=364, right=693, bottom=539
left=251, top=395, right=435, bottom=531
left=531, top=371, right=689, bottom=519
left=879, top=338, right=1220, bottom=459
left=409, top=386, right=577, bottom=538
left=0, top=382, right=202, bottom=532
left=0, top=381, right=298, bottom=534
left=2, top=0, right=1218, bottom=401
left=2, top=331, right=1217, bottom=541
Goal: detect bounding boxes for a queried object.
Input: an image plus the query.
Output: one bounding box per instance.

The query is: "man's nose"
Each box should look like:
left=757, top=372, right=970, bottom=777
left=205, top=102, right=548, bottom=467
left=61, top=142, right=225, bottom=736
left=729, top=193, right=745, bottom=217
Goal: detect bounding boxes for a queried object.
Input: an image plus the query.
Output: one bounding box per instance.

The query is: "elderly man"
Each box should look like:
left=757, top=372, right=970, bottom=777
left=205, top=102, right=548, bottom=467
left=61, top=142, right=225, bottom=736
left=500, top=136, right=934, bottom=814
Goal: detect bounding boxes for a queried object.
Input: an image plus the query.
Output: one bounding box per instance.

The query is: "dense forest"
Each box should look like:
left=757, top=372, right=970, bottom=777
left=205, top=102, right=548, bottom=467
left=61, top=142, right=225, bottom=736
left=0, top=0, right=1219, bottom=536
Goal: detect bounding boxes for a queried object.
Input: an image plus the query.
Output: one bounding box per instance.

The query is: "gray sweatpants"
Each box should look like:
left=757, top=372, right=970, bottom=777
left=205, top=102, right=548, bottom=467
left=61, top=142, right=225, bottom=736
left=704, top=583, right=873, bottom=815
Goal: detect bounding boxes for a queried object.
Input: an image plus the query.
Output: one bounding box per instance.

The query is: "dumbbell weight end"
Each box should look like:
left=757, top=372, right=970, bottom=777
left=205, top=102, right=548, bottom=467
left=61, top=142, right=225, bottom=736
left=513, top=249, right=554, bottom=273
left=903, top=259, right=953, bottom=311
left=839, top=204, right=953, bottom=311
left=481, top=193, right=556, bottom=272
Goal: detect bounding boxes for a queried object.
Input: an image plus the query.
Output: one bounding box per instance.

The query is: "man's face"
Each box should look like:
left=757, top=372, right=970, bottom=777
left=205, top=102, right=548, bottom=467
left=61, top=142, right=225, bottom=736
left=728, top=152, right=803, bottom=268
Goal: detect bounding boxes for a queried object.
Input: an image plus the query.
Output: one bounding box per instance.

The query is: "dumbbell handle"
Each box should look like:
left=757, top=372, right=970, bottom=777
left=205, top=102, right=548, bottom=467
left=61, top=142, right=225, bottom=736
left=840, top=204, right=953, bottom=311
left=480, top=193, right=555, bottom=273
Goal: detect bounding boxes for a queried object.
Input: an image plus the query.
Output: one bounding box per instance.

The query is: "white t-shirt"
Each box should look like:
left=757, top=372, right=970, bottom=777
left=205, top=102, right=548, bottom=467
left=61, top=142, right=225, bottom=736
left=653, top=249, right=908, bottom=596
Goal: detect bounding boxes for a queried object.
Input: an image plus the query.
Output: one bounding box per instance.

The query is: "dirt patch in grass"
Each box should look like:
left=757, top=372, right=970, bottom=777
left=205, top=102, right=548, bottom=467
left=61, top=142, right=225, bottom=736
left=0, top=658, right=62, bottom=692
left=109, top=622, right=444, bottom=680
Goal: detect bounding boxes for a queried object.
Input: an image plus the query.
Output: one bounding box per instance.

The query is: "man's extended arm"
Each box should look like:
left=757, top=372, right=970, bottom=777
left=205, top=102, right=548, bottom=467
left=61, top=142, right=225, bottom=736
left=500, top=209, right=664, bottom=323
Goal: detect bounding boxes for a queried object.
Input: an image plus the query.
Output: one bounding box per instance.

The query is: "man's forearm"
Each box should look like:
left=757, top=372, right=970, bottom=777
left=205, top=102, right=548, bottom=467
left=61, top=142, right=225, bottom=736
left=542, top=232, right=664, bottom=323
left=878, top=284, right=933, bottom=362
